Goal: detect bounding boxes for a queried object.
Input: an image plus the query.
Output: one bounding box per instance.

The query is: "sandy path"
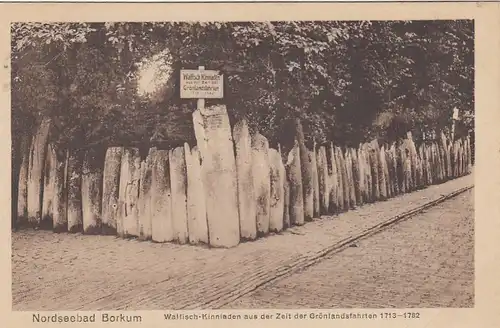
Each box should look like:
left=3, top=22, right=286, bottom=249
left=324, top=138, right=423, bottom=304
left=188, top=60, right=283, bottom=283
left=227, top=190, right=474, bottom=308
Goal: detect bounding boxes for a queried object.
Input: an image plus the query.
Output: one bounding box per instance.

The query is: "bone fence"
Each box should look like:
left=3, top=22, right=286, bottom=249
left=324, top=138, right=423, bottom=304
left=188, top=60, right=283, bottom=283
left=15, top=105, right=473, bottom=248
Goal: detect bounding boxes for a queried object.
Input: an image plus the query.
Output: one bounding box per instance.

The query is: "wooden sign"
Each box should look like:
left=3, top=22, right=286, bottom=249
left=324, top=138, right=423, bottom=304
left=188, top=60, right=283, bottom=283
left=180, top=68, right=224, bottom=99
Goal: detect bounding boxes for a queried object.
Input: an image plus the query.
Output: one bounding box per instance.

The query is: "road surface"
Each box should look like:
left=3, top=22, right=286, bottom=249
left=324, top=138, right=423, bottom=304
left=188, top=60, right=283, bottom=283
left=11, top=175, right=473, bottom=310
left=226, top=189, right=474, bottom=308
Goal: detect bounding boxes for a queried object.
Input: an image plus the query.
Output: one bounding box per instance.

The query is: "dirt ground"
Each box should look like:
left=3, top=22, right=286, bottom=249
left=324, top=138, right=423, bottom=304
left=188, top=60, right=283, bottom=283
left=226, top=190, right=474, bottom=308
left=11, top=174, right=473, bottom=311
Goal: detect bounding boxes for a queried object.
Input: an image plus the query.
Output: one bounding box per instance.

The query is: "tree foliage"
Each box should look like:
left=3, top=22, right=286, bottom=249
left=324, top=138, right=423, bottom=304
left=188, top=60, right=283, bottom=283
left=11, top=20, right=474, bottom=154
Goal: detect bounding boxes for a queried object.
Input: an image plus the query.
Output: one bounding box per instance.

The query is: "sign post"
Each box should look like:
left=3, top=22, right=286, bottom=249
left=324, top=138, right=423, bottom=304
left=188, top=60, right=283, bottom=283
left=452, top=107, right=459, bottom=141
left=197, top=66, right=205, bottom=110
left=180, top=66, right=224, bottom=110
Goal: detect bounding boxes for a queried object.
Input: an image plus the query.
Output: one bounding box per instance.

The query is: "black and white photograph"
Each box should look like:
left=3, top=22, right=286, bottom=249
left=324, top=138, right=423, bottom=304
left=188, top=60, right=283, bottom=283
left=10, top=18, right=475, bottom=313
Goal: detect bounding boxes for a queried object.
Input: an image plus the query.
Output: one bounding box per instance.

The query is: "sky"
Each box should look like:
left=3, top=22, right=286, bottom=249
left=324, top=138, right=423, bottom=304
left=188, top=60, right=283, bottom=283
left=136, top=49, right=173, bottom=98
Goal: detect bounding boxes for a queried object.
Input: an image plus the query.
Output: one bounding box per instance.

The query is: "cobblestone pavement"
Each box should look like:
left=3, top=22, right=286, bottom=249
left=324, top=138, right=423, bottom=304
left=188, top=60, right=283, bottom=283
left=12, top=173, right=473, bottom=311
left=226, top=189, right=474, bottom=309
